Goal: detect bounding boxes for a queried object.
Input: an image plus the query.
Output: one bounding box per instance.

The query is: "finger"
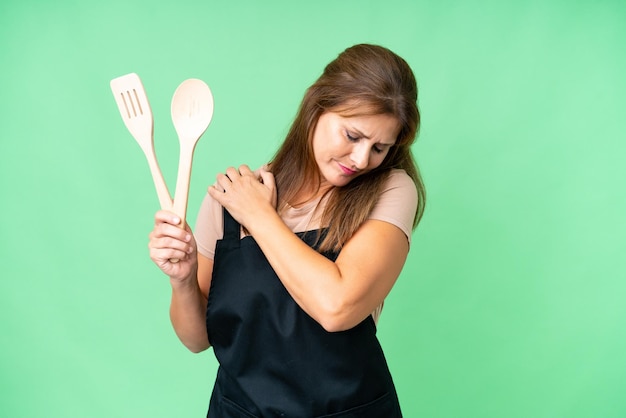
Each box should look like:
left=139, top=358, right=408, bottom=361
left=208, top=183, right=224, bottom=197
left=149, top=235, right=185, bottom=251
left=154, top=210, right=182, bottom=226
left=215, top=172, right=233, bottom=191
left=149, top=235, right=194, bottom=258
left=209, top=178, right=222, bottom=194
left=207, top=185, right=230, bottom=210
left=226, top=166, right=244, bottom=181
left=150, top=245, right=191, bottom=264
left=151, top=222, right=192, bottom=243
left=258, top=168, right=276, bottom=190
left=238, top=164, right=253, bottom=177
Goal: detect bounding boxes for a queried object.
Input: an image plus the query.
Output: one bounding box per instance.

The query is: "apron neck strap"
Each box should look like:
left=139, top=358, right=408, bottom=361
left=223, top=208, right=240, bottom=240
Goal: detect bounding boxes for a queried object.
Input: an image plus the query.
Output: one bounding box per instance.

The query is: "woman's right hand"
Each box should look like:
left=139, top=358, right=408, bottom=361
left=148, top=210, right=198, bottom=283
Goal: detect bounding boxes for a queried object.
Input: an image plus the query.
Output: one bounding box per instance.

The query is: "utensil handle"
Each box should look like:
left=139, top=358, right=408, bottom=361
left=172, top=141, right=195, bottom=227
left=169, top=141, right=196, bottom=264
left=144, top=146, right=180, bottom=263
left=144, top=148, right=173, bottom=211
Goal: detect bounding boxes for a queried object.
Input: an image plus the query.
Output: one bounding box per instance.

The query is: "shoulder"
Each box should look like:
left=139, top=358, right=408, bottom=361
left=369, top=169, right=418, bottom=242
left=194, top=192, right=224, bottom=260
left=377, top=169, right=418, bottom=210
left=382, top=169, right=417, bottom=193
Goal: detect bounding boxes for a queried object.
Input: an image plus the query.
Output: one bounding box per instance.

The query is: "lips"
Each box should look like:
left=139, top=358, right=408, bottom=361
left=338, top=163, right=357, bottom=176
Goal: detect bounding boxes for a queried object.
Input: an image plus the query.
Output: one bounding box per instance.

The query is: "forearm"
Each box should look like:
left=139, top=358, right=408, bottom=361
left=169, top=275, right=210, bottom=353
left=246, top=204, right=409, bottom=332
left=247, top=210, right=351, bottom=331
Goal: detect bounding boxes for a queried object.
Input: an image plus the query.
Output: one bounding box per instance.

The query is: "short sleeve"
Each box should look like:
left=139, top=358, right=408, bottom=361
left=368, top=169, right=418, bottom=244
left=194, top=193, right=224, bottom=260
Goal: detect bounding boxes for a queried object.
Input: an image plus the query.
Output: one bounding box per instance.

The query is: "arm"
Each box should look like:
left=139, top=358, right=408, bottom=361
left=209, top=166, right=412, bottom=332
left=149, top=211, right=214, bottom=352
left=250, top=215, right=408, bottom=332
left=168, top=253, right=213, bottom=353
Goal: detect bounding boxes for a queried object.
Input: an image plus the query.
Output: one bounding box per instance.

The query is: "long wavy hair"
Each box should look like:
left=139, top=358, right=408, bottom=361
left=270, top=44, right=425, bottom=252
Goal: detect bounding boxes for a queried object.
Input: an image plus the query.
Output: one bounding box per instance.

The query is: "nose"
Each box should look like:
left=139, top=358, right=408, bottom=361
left=350, top=143, right=370, bottom=170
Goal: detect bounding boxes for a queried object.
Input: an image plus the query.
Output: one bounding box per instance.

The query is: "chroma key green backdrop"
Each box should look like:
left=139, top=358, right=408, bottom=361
left=1, top=0, right=625, bottom=417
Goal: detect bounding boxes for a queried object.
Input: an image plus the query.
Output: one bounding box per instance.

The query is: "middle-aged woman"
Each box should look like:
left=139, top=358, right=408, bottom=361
left=149, top=43, right=426, bottom=417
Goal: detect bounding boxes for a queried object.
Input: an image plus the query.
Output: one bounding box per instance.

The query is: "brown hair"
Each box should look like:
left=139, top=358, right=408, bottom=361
left=270, top=44, right=425, bottom=252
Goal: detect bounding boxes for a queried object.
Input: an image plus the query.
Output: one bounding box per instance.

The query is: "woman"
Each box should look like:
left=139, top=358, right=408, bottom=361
left=149, top=44, right=425, bottom=417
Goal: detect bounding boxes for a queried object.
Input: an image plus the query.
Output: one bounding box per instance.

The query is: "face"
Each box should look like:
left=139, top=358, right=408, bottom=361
left=311, top=111, right=400, bottom=188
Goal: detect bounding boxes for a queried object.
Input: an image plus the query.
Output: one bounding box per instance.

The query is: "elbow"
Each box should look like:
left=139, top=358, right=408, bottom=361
left=319, top=318, right=352, bottom=333
left=316, top=300, right=360, bottom=333
left=184, top=341, right=211, bottom=353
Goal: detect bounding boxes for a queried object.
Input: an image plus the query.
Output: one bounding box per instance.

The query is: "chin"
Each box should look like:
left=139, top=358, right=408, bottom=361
left=331, top=176, right=356, bottom=187
left=321, top=167, right=361, bottom=187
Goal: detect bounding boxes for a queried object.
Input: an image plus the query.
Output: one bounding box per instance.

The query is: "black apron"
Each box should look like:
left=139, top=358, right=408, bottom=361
left=205, top=210, right=402, bottom=417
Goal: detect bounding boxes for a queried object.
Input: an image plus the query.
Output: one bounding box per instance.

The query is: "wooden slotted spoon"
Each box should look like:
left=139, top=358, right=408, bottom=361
left=110, top=73, right=173, bottom=210
left=170, top=79, right=214, bottom=226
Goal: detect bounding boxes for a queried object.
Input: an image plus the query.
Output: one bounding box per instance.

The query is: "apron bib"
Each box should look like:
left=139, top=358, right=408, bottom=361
left=205, top=209, right=402, bottom=417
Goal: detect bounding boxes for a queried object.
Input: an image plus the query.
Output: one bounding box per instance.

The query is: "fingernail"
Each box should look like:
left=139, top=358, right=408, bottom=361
left=188, top=246, right=193, bottom=253
left=185, top=234, right=191, bottom=241
left=173, top=216, right=180, bottom=224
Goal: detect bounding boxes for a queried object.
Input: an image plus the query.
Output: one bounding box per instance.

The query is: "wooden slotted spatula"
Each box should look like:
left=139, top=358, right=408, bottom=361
left=110, top=73, right=172, bottom=210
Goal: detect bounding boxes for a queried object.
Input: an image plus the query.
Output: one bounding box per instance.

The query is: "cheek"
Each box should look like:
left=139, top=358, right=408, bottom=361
left=327, top=138, right=349, bottom=158
left=369, top=152, right=388, bottom=169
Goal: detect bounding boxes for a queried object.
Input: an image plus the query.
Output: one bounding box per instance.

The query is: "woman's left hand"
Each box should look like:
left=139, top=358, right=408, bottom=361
left=207, top=164, right=277, bottom=228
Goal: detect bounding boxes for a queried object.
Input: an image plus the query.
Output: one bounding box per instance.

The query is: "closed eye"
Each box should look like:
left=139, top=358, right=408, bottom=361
left=346, top=130, right=388, bottom=154
left=345, top=131, right=359, bottom=142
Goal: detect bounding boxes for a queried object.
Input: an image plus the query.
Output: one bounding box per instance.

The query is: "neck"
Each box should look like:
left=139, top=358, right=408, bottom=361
left=287, top=178, right=333, bottom=209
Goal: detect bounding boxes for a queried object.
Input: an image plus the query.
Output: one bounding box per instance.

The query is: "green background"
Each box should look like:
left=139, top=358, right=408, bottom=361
left=1, top=0, right=625, bottom=416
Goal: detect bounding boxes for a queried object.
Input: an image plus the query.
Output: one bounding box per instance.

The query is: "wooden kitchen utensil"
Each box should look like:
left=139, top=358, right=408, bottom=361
left=170, top=79, right=214, bottom=226
left=110, top=73, right=173, bottom=210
